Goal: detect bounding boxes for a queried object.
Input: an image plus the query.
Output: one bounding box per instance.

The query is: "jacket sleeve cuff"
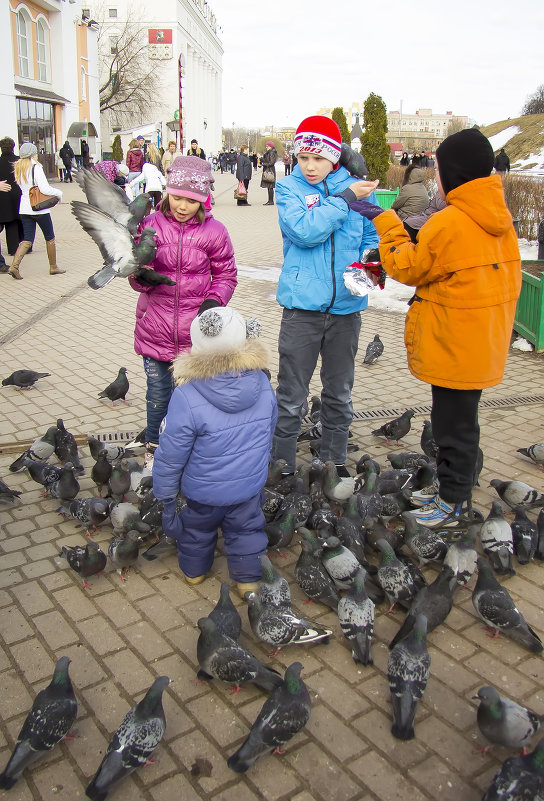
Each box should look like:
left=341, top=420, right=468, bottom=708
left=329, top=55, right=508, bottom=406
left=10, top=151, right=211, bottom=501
left=334, top=187, right=357, bottom=206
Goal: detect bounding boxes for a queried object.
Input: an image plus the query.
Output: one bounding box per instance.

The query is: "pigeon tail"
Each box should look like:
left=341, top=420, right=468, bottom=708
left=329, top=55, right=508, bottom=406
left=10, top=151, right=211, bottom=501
left=88, top=266, right=117, bottom=290
left=352, top=632, right=373, bottom=665
left=85, top=777, right=109, bottom=801
left=0, top=771, right=19, bottom=790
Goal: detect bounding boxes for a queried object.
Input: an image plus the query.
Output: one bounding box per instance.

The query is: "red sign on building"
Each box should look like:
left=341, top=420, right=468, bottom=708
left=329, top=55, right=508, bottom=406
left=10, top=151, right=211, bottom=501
left=148, top=29, right=172, bottom=44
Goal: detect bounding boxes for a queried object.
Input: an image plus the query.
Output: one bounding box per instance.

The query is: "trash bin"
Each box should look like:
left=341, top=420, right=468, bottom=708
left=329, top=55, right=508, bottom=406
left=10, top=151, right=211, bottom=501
left=375, top=188, right=399, bottom=210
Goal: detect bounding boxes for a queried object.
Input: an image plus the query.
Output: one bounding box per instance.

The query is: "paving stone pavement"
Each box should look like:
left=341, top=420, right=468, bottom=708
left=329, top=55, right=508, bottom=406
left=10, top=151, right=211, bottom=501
left=1, top=170, right=544, bottom=801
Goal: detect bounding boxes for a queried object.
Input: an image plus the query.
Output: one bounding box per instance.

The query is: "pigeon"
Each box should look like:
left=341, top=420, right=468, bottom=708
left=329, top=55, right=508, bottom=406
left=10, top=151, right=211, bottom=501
left=322, top=461, right=355, bottom=501
left=9, top=426, right=58, bottom=471
left=0, top=479, right=22, bottom=503
left=72, top=198, right=157, bottom=290
left=376, top=539, right=419, bottom=611
left=388, top=614, right=430, bottom=741
left=479, top=501, right=515, bottom=575
left=208, top=582, right=242, bottom=640
left=55, top=418, right=84, bottom=475
left=108, top=531, right=142, bottom=580
left=389, top=565, right=455, bottom=650
left=355, top=471, right=384, bottom=522
left=109, top=502, right=150, bottom=535
left=536, top=508, right=544, bottom=561
left=227, top=662, right=311, bottom=773
left=294, top=528, right=340, bottom=610
left=337, top=567, right=375, bottom=665
left=380, top=488, right=413, bottom=518
left=279, top=474, right=312, bottom=526
left=266, top=459, right=289, bottom=488
left=297, top=419, right=322, bottom=442
left=363, top=334, right=384, bottom=365
left=2, top=370, right=50, bottom=389
left=141, top=534, right=178, bottom=562
left=85, top=675, right=170, bottom=801
left=87, top=435, right=133, bottom=463
left=517, top=442, right=544, bottom=471
left=489, top=478, right=544, bottom=510
left=355, top=453, right=381, bottom=476
left=43, top=462, right=80, bottom=501
left=366, top=515, right=403, bottom=554
left=472, top=557, right=543, bottom=653
left=57, top=497, right=111, bottom=536
left=108, top=459, right=132, bottom=501
left=401, top=512, right=448, bottom=565
left=404, top=461, right=437, bottom=493
left=262, top=487, right=284, bottom=522
left=0, top=656, right=77, bottom=790
left=258, top=555, right=291, bottom=607
left=98, top=368, right=130, bottom=406
left=372, top=409, right=414, bottom=446
left=511, top=506, right=538, bottom=565
left=196, top=617, right=282, bottom=692
left=75, top=167, right=151, bottom=235
left=23, top=458, right=63, bottom=487
left=91, top=450, right=112, bottom=496
left=265, top=506, right=297, bottom=551
left=443, top=526, right=478, bottom=588
left=481, top=737, right=544, bottom=801
left=320, top=536, right=360, bottom=589
left=131, top=266, right=176, bottom=287
left=59, top=542, right=107, bottom=588
left=420, top=420, right=438, bottom=460
left=309, top=395, right=321, bottom=423
left=474, top=686, right=544, bottom=752
left=387, top=451, right=429, bottom=471
left=247, top=593, right=332, bottom=653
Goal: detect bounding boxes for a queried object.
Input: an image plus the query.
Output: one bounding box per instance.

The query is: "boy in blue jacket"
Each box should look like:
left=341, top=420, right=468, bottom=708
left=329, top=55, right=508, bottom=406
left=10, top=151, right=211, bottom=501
left=152, top=307, right=277, bottom=596
left=271, top=115, right=380, bottom=476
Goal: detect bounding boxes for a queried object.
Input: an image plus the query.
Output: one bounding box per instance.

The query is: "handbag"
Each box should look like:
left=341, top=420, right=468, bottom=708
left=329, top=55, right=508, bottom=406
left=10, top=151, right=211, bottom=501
left=29, top=165, right=60, bottom=211
left=234, top=179, right=248, bottom=200
left=262, top=167, right=275, bottom=184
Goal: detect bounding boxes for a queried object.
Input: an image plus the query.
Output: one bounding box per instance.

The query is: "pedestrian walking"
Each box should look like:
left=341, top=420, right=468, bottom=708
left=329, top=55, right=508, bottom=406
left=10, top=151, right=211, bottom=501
left=187, top=139, right=206, bottom=160
left=235, top=144, right=252, bottom=206
left=494, top=148, right=510, bottom=174
left=283, top=148, right=292, bottom=176
left=129, top=155, right=166, bottom=208
left=261, top=141, right=277, bottom=205
left=59, top=140, right=75, bottom=182
left=126, top=139, right=144, bottom=182
left=162, top=141, right=180, bottom=173
left=0, top=137, right=22, bottom=264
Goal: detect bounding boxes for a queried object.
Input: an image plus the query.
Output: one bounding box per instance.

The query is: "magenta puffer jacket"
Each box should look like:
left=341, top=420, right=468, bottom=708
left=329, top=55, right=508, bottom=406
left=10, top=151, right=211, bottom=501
left=129, top=209, right=237, bottom=361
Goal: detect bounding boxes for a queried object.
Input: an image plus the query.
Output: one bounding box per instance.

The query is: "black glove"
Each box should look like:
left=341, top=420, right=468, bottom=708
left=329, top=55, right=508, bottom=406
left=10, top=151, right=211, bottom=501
left=197, top=298, right=221, bottom=316
left=350, top=199, right=384, bottom=220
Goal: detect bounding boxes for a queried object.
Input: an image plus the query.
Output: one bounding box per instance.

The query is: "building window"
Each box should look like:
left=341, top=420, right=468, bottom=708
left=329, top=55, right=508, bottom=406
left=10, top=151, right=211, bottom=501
left=81, top=66, right=87, bottom=100
left=36, top=20, right=49, bottom=82
left=16, top=10, right=30, bottom=78
left=108, top=8, right=117, bottom=17
left=109, top=36, right=118, bottom=54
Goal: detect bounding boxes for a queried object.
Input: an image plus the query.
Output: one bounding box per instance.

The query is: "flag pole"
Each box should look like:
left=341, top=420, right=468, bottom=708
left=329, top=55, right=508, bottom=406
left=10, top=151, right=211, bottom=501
left=178, top=53, right=184, bottom=151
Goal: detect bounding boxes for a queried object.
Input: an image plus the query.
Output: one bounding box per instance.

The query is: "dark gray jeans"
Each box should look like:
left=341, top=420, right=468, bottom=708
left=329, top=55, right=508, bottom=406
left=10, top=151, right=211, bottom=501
left=271, top=308, right=361, bottom=472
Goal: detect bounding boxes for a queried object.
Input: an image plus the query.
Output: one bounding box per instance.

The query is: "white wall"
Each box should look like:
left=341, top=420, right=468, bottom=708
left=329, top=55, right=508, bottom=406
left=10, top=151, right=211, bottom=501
left=0, top=2, right=18, bottom=143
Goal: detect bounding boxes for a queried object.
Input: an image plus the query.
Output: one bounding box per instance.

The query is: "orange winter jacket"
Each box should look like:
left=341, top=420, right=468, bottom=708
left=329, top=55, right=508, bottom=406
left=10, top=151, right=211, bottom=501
left=374, top=175, right=521, bottom=390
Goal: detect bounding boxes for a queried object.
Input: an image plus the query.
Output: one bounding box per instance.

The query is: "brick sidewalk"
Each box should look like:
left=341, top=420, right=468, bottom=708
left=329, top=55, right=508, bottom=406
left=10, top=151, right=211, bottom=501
left=1, top=171, right=544, bottom=800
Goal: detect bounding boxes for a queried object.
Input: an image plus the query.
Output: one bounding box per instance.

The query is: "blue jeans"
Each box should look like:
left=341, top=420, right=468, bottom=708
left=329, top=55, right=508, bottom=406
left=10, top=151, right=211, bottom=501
left=20, top=214, right=55, bottom=243
left=143, top=357, right=174, bottom=446
left=271, top=308, right=361, bottom=471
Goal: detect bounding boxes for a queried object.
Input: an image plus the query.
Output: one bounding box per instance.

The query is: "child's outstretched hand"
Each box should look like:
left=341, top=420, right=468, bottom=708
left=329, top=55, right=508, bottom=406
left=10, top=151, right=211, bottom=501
left=349, top=179, right=380, bottom=200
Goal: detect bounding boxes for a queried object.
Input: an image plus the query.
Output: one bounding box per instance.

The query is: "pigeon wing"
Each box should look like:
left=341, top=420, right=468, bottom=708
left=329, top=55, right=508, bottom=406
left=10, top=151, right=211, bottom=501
left=71, top=202, right=134, bottom=270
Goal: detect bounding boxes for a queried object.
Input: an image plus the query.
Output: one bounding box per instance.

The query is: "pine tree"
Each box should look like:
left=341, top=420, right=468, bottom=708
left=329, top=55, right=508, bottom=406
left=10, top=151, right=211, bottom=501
left=360, top=93, right=390, bottom=185
left=112, top=134, right=123, bottom=162
left=332, top=107, right=351, bottom=144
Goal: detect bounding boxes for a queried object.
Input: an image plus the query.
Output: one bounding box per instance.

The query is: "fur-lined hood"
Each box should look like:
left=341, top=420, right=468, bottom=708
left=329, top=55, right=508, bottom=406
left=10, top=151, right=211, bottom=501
left=172, top=338, right=270, bottom=385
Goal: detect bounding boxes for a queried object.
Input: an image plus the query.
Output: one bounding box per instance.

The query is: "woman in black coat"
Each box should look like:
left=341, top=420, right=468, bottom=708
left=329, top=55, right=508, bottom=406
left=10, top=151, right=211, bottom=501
left=235, top=145, right=252, bottom=206
left=260, top=141, right=277, bottom=205
left=400, top=152, right=410, bottom=166
left=0, top=137, right=22, bottom=262
left=59, top=141, right=75, bottom=182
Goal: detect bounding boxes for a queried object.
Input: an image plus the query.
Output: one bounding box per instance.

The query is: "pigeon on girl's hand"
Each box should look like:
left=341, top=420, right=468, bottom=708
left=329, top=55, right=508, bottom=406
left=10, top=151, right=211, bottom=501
left=511, top=506, right=538, bottom=565
left=85, top=676, right=169, bottom=801
left=339, top=143, right=369, bottom=179
left=60, top=542, right=107, bottom=588
left=474, top=685, right=544, bottom=752
left=389, top=566, right=455, bottom=650
left=0, top=657, right=77, bottom=790
left=55, top=419, right=84, bottom=475
left=75, top=168, right=150, bottom=234
left=481, top=737, right=544, bottom=801
left=338, top=567, right=375, bottom=665
left=57, top=497, right=110, bottom=536
left=2, top=370, right=50, bottom=389
left=98, top=367, right=129, bottom=406
left=517, top=441, right=544, bottom=471
left=363, top=334, right=384, bottom=365
left=388, top=614, right=430, bottom=741
left=479, top=501, right=515, bottom=575
left=10, top=426, right=58, bottom=471
left=0, top=479, right=22, bottom=503
left=227, top=662, right=311, bottom=773
left=472, top=557, right=543, bottom=653
left=209, top=583, right=242, bottom=640
left=372, top=410, right=414, bottom=446
left=489, top=478, right=544, bottom=510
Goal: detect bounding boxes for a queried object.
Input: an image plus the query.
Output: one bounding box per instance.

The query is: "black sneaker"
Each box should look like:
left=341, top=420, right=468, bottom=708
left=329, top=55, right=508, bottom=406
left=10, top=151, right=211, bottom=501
left=336, top=464, right=351, bottom=478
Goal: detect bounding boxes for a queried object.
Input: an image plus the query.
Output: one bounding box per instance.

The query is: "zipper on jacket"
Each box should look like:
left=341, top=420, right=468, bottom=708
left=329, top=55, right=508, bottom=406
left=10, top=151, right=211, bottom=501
left=174, top=223, right=183, bottom=352
left=407, top=293, right=422, bottom=306
left=323, top=179, right=336, bottom=313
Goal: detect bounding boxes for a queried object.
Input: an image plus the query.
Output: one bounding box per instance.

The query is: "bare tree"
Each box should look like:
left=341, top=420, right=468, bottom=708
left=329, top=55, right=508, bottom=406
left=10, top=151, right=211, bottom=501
left=522, top=84, right=544, bottom=116
left=445, top=117, right=466, bottom=136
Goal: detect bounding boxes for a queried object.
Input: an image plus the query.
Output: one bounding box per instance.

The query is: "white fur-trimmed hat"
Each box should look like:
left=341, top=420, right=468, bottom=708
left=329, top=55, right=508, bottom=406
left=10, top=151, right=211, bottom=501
left=190, top=307, right=249, bottom=354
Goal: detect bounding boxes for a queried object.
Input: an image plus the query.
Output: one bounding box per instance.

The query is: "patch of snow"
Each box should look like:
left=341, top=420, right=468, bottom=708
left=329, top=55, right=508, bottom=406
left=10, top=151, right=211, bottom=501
left=511, top=145, right=544, bottom=175
left=488, top=126, right=520, bottom=151
left=518, top=239, right=539, bottom=259
left=511, top=337, right=533, bottom=351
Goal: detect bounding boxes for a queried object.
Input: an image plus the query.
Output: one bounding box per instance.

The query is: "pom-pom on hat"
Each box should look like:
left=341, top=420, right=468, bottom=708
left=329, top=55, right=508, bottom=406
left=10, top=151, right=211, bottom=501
left=19, top=142, right=37, bottom=159
left=266, top=141, right=274, bottom=148
left=166, top=155, right=212, bottom=201
left=190, top=307, right=248, bottom=354
left=293, top=115, right=342, bottom=165
left=436, top=129, right=494, bottom=196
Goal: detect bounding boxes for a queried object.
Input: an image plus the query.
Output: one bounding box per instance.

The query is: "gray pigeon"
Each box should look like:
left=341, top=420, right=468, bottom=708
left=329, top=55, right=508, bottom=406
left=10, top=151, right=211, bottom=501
left=443, top=526, right=478, bottom=588
left=98, top=368, right=130, bottom=406
left=54, top=418, right=84, bottom=475
left=420, top=420, right=438, bottom=460
left=109, top=502, right=150, bottom=535
left=372, top=409, right=414, bottom=446
left=536, top=508, right=544, bottom=561
left=402, top=512, right=448, bottom=565
left=91, top=450, right=112, bottom=496
left=474, top=686, right=544, bottom=752
left=320, top=535, right=360, bottom=589
left=322, top=461, right=356, bottom=501
left=0, top=656, right=77, bottom=789
left=87, top=435, right=133, bottom=463
left=489, top=478, right=544, bottom=510
left=337, top=567, right=375, bottom=665
left=227, top=662, right=311, bottom=773
left=294, top=528, right=340, bottom=610
left=258, top=555, right=291, bottom=607
left=196, top=617, right=282, bottom=692
left=23, top=458, right=62, bottom=487
left=9, top=426, right=58, bottom=471
left=481, top=737, right=544, bottom=801
left=363, top=334, right=384, bottom=365
left=479, top=501, right=515, bottom=575
left=75, top=167, right=151, bottom=235
left=85, top=676, right=170, bottom=801
left=511, top=506, right=538, bottom=564
left=108, top=531, right=142, bottom=580
left=247, top=593, right=332, bottom=655
left=60, top=542, right=107, bottom=588
left=208, top=582, right=242, bottom=640
left=43, top=462, right=80, bottom=501
left=472, top=557, right=543, bottom=653
left=0, top=479, right=22, bottom=503
left=108, top=459, right=132, bottom=501
left=376, top=539, right=419, bottom=611
left=389, top=565, right=455, bottom=650
left=388, top=614, right=430, bottom=741
left=57, top=497, right=110, bottom=536
left=265, top=506, right=297, bottom=551
left=387, top=451, right=429, bottom=471
left=309, top=395, right=321, bottom=422
left=517, top=442, right=544, bottom=471
left=355, top=471, right=384, bottom=522
left=2, top=369, right=50, bottom=389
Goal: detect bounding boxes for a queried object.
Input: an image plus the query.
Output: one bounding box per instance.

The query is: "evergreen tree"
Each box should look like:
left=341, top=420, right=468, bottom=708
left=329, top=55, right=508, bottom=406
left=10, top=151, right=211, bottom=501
left=522, top=84, right=544, bottom=115
left=112, top=134, right=123, bottom=162
left=331, top=107, right=351, bottom=144
left=360, top=93, right=390, bottom=185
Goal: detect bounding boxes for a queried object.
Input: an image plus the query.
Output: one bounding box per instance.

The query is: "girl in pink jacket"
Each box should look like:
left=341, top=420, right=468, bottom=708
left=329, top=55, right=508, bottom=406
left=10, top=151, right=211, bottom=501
left=128, top=156, right=237, bottom=466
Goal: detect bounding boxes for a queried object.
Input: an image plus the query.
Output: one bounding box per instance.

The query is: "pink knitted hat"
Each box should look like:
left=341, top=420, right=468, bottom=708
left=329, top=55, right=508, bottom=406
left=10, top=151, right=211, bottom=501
left=166, top=155, right=212, bottom=201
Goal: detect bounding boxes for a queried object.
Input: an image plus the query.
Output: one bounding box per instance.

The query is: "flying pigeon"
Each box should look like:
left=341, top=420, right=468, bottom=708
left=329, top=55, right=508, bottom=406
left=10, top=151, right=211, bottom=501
left=474, top=685, right=544, bottom=752
left=389, top=565, right=455, bottom=650
left=388, top=614, right=430, bottom=741
left=227, top=662, right=311, bottom=773
left=0, top=479, right=22, bottom=504
left=511, top=506, right=538, bottom=565
left=108, top=531, right=142, bottom=580
left=75, top=167, right=151, bottom=235
left=472, top=557, right=543, bottom=653
left=59, top=542, right=107, bottom=588
left=246, top=592, right=332, bottom=654
left=57, top=496, right=110, bottom=537
left=294, top=527, right=340, bottom=610
left=479, top=501, right=515, bottom=575
left=489, top=478, right=544, bottom=510
left=372, top=409, right=414, bottom=446
left=196, top=617, right=282, bottom=692
left=98, top=368, right=130, bottom=406
left=481, top=737, right=544, bottom=801
left=85, top=675, right=170, bottom=801
left=0, top=656, right=77, bottom=790
left=420, top=420, right=438, bottom=460
left=208, top=582, right=242, bottom=640
left=1, top=370, right=50, bottom=389
left=517, top=441, right=544, bottom=471
left=9, top=426, right=58, bottom=471
left=363, top=334, right=384, bottom=365
left=338, top=567, right=375, bottom=665
left=55, top=418, right=84, bottom=475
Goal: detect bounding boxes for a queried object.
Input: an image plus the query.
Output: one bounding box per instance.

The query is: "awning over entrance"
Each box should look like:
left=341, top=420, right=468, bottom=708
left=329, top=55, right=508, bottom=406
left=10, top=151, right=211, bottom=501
left=15, top=84, right=70, bottom=104
left=67, top=122, right=98, bottom=138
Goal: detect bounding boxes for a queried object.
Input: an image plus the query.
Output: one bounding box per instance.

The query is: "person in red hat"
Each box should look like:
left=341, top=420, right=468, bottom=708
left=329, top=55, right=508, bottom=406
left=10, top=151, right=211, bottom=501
left=271, top=115, right=379, bottom=477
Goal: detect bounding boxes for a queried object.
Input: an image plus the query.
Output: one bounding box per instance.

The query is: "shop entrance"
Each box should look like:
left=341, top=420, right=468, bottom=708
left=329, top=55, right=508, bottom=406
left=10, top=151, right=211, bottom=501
left=17, top=98, right=55, bottom=177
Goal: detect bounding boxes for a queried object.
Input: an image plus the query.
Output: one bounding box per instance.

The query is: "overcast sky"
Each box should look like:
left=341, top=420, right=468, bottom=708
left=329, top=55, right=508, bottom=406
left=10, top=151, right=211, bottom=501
left=217, top=0, right=544, bottom=130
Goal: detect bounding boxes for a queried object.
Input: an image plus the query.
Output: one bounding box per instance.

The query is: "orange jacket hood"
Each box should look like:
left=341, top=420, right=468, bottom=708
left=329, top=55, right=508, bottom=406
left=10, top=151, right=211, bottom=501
left=446, top=175, right=513, bottom=237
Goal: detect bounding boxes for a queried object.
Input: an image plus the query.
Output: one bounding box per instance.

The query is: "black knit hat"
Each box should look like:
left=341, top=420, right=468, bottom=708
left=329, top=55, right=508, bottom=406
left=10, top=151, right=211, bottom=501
left=436, top=129, right=494, bottom=196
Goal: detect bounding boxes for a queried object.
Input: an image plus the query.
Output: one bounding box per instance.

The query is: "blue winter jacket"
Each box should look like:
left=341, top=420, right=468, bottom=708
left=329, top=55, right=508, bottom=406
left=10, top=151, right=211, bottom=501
left=152, top=340, right=277, bottom=507
left=275, top=164, right=379, bottom=314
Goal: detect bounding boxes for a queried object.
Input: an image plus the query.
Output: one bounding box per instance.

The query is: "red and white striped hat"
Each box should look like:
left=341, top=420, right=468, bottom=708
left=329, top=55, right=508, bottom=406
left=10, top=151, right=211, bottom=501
left=293, top=116, right=342, bottom=164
